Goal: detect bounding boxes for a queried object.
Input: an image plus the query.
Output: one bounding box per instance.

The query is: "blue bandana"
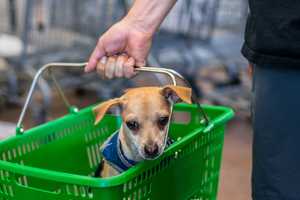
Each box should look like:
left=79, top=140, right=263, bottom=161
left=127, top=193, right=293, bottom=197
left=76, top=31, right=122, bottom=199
left=101, top=131, right=173, bottom=173
left=100, top=131, right=136, bottom=172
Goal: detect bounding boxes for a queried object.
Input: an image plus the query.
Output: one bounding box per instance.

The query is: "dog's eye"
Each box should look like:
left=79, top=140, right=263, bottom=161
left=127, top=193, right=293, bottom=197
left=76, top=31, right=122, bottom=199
left=126, top=121, right=139, bottom=131
left=158, top=116, right=169, bottom=128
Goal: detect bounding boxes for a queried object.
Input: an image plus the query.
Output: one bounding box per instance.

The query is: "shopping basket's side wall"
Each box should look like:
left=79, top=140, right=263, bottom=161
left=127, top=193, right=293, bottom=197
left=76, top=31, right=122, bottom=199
left=0, top=104, right=233, bottom=200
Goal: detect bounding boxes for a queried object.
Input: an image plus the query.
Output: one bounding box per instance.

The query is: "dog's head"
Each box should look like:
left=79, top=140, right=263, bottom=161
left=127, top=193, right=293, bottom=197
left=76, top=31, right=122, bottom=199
left=94, top=85, right=192, bottom=160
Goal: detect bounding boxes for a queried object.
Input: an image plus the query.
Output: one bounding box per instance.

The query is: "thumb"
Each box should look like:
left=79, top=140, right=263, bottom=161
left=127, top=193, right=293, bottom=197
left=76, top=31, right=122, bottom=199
left=85, top=40, right=106, bottom=72
left=135, top=60, right=146, bottom=67
left=130, top=48, right=149, bottom=67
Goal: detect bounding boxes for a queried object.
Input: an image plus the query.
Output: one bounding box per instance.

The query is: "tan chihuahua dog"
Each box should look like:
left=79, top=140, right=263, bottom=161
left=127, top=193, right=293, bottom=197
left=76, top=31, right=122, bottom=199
left=93, top=85, right=192, bottom=177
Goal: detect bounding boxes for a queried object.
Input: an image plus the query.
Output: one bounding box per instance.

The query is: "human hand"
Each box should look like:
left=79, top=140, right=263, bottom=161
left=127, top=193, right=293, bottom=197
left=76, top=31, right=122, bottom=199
left=85, top=18, right=153, bottom=79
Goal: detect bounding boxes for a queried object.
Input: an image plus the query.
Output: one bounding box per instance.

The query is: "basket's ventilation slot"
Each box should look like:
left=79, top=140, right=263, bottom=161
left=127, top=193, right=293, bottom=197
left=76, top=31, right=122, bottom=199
left=65, top=184, right=93, bottom=199
left=123, top=181, right=152, bottom=200
left=0, top=170, right=15, bottom=197
left=85, top=126, right=111, bottom=170
left=120, top=155, right=172, bottom=200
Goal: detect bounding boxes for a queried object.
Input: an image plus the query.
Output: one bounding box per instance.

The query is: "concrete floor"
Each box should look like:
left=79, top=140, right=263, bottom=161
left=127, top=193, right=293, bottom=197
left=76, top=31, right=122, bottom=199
left=0, top=93, right=253, bottom=200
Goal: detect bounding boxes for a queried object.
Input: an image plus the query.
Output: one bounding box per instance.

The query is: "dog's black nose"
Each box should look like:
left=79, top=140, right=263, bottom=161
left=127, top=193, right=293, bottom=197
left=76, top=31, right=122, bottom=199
left=144, top=144, right=159, bottom=158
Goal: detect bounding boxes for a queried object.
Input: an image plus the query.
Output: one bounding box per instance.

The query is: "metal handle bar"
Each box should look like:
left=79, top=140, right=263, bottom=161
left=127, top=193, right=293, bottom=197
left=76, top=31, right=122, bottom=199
left=16, top=62, right=210, bottom=134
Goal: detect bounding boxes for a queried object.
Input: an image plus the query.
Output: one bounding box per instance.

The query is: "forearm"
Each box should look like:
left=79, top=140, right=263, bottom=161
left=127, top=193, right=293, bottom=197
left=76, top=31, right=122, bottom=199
left=125, top=0, right=177, bottom=35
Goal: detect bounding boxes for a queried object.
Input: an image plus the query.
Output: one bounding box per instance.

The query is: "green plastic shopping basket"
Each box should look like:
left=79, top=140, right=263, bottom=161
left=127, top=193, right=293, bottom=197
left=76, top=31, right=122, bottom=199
left=0, top=63, right=234, bottom=200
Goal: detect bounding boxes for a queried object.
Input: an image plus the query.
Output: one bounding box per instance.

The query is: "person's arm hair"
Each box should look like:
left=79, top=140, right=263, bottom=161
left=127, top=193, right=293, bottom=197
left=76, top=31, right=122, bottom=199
left=125, top=0, right=177, bottom=35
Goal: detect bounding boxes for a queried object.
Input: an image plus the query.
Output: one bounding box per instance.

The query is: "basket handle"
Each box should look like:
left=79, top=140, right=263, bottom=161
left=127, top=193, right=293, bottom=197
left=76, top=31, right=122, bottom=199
left=16, top=62, right=210, bottom=135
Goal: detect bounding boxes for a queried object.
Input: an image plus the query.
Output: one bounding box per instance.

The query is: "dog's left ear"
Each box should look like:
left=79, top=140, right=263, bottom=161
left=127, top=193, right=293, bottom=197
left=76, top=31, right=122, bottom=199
left=161, top=85, right=192, bottom=104
left=93, top=98, right=121, bottom=125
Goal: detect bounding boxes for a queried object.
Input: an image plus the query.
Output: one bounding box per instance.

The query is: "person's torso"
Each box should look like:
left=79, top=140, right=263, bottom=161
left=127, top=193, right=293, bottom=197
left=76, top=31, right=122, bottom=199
left=245, top=0, right=300, bottom=61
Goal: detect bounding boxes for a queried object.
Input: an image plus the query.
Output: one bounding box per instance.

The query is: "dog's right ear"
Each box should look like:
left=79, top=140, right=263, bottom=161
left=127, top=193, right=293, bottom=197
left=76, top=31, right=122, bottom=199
left=93, top=98, right=121, bottom=125
left=161, top=85, right=192, bottom=104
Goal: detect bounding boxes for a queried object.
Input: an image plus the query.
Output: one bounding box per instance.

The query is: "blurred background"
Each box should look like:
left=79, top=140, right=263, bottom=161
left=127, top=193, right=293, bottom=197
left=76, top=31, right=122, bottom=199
left=0, top=0, right=250, bottom=199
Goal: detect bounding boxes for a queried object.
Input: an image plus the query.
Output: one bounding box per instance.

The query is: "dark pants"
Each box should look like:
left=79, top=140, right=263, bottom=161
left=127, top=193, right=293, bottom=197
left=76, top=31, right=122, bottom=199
left=252, top=65, right=300, bottom=200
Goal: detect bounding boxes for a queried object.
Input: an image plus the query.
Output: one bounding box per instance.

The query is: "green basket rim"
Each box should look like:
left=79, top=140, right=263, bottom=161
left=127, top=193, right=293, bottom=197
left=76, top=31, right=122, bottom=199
left=0, top=104, right=234, bottom=188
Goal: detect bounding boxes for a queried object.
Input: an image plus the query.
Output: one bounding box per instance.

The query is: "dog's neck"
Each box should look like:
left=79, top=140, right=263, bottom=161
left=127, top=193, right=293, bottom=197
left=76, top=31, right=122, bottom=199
left=118, top=125, right=144, bottom=163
